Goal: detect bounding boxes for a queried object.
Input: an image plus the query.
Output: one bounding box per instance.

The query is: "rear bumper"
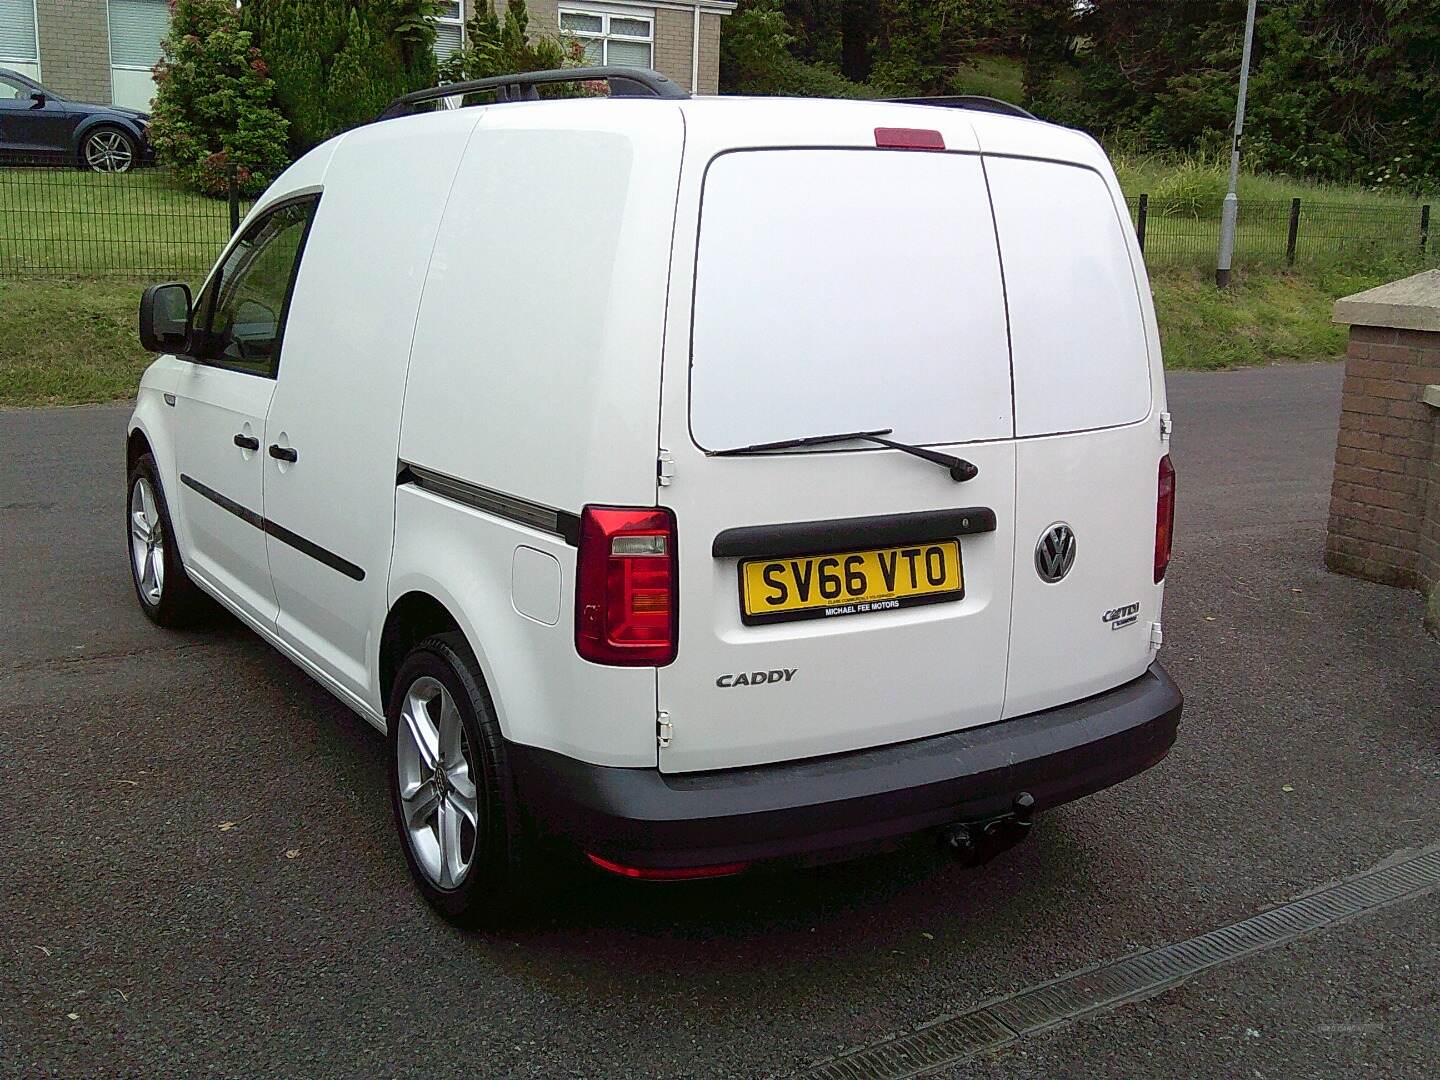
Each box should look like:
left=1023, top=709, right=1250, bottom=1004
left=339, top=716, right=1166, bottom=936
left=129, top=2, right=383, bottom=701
left=509, top=662, right=1182, bottom=870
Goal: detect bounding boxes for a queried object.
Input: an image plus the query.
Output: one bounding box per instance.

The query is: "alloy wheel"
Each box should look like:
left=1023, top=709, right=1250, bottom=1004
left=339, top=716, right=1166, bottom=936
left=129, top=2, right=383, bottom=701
left=129, top=477, right=165, bottom=606
left=396, top=676, right=480, bottom=889
left=85, top=130, right=134, bottom=173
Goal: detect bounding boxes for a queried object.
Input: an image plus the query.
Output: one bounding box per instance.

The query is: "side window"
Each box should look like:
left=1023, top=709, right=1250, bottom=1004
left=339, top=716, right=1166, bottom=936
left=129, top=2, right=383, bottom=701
left=194, top=198, right=317, bottom=377
left=0, top=78, right=30, bottom=102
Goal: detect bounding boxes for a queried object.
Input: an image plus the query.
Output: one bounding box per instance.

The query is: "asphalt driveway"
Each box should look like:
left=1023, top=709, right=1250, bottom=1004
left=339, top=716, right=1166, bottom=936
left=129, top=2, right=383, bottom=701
left=2, top=362, right=1437, bottom=1078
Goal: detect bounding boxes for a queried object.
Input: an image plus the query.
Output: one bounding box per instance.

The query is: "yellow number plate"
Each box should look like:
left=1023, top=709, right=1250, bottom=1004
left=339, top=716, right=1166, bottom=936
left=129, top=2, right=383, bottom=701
left=739, top=540, right=964, bottom=625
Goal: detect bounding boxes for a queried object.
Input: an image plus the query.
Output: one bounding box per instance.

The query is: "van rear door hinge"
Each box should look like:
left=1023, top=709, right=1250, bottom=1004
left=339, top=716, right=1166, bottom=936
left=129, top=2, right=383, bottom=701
left=657, top=449, right=675, bottom=487
left=1149, top=621, right=1164, bottom=650
left=656, top=711, right=672, bottom=748
left=1159, top=411, right=1173, bottom=439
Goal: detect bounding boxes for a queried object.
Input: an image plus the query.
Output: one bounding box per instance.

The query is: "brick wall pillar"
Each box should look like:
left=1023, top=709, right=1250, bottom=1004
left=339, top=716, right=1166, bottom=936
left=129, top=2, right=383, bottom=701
left=1327, top=270, right=1440, bottom=632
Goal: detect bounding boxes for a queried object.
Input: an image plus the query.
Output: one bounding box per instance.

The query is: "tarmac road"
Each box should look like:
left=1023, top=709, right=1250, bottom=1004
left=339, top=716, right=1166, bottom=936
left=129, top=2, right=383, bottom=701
left=2, top=361, right=1437, bottom=1078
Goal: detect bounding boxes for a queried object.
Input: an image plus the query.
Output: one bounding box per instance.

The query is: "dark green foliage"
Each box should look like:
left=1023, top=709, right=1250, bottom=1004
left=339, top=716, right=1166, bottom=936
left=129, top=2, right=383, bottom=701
left=244, top=0, right=438, bottom=154
left=720, top=0, right=861, bottom=97
left=149, top=0, right=290, bottom=197
left=1065, top=0, right=1440, bottom=191
left=436, top=0, right=582, bottom=85
left=720, top=0, right=1440, bottom=190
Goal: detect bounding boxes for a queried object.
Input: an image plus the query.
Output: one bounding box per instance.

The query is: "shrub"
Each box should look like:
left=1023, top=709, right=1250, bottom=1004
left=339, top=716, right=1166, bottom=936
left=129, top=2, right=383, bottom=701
left=719, top=0, right=863, bottom=98
left=245, top=0, right=438, bottom=155
left=437, top=0, right=583, bottom=87
left=148, top=0, right=290, bottom=198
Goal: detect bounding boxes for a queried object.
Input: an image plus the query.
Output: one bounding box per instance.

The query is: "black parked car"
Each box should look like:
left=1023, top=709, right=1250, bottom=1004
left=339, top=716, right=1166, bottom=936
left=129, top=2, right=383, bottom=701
left=0, top=68, right=155, bottom=173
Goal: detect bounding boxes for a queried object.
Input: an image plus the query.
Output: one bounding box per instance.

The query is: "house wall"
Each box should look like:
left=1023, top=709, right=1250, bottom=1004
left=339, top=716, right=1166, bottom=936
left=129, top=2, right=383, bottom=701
left=35, top=0, right=112, bottom=104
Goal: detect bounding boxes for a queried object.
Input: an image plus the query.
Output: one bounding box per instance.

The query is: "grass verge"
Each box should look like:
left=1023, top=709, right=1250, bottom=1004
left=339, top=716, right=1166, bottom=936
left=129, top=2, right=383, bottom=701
left=0, top=262, right=1419, bottom=405
left=0, top=277, right=151, bottom=406
left=1149, top=261, right=1422, bottom=369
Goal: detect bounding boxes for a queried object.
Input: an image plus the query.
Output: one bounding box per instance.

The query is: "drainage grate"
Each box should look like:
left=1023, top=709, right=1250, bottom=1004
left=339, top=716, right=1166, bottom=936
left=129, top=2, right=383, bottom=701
left=807, top=844, right=1440, bottom=1080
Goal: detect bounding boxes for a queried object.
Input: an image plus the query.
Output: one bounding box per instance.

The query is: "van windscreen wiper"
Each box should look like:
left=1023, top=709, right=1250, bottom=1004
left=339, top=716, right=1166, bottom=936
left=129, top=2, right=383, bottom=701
left=711, top=428, right=978, bottom=483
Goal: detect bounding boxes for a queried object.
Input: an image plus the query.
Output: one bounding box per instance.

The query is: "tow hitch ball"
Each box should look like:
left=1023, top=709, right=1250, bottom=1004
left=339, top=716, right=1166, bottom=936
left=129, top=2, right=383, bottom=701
left=941, top=792, right=1036, bottom=867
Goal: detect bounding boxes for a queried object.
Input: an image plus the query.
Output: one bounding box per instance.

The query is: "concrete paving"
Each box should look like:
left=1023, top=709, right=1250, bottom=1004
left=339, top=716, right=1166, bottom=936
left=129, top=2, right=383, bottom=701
left=2, top=362, right=1437, bottom=1078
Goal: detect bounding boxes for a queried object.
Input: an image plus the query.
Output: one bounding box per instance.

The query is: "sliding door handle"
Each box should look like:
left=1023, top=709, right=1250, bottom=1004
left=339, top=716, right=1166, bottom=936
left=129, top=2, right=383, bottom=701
left=268, top=444, right=298, bottom=463
left=233, top=433, right=260, bottom=451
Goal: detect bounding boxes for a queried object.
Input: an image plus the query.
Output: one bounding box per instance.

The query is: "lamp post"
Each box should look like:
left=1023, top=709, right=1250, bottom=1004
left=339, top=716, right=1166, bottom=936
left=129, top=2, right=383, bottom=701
left=1216, top=0, right=1259, bottom=289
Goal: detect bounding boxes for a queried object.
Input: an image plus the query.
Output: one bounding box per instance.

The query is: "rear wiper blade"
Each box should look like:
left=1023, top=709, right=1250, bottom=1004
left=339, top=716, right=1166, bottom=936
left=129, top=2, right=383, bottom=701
left=711, top=428, right=979, bottom=483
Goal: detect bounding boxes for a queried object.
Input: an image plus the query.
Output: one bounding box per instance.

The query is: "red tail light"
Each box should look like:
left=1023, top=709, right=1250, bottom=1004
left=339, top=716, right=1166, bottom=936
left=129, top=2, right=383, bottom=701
left=1155, top=454, right=1176, bottom=583
left=575, top=505, right=677, bottom=666
left=585, top=853, right=749, bottom=880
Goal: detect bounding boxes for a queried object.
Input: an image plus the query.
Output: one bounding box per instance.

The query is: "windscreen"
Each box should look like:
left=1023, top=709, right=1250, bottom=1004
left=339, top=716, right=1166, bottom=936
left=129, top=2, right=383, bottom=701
left=689, top=149, right=1013, bottom=451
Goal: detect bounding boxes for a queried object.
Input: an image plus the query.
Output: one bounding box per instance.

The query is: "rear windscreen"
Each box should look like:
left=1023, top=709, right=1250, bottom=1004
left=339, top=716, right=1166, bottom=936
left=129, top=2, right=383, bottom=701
left=689, top=149, right=1013, bottom=451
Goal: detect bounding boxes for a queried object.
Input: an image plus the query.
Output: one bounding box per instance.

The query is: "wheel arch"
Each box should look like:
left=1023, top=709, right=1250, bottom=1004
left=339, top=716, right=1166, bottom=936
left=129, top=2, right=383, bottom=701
left=72, top=116, right=143, bottom=164
left=379, top=590, right=477, bottom=716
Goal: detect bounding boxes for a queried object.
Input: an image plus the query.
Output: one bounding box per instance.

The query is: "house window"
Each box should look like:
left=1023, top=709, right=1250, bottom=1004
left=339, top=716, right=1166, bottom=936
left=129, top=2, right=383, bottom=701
left=0, top=0, right=40, bottom=81
left=559, top=5, right=654, bottom=69
left=108, top=0, right=170, bottom=110
left=434, top=0, right=465, bottom=61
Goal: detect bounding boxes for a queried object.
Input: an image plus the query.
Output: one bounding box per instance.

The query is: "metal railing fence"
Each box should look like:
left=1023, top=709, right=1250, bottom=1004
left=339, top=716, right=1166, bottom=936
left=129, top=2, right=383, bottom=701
left=0, top=162, right=252, bottom=282
left=0, top=161, right=1434, bottom=280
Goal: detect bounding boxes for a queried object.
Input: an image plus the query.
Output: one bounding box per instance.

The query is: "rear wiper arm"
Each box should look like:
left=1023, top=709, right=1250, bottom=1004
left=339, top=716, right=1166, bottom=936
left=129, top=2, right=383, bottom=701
left=712, top=428, right=979, bottom=483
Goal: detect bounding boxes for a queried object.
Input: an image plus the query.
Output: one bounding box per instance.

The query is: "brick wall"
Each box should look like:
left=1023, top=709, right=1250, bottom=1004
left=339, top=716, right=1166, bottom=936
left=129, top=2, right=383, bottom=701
left=36, top=0, right=112, bottom=105
left=652, top=8, right=693, bottom=90
left=1325, top=324, right=1440, bottom=596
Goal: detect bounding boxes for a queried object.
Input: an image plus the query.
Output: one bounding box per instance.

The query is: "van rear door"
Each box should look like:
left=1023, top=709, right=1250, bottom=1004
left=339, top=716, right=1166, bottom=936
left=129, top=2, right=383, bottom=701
left=656, top=146, right=1017, bottom=773
left=984, top=155, right=1166, bottom=718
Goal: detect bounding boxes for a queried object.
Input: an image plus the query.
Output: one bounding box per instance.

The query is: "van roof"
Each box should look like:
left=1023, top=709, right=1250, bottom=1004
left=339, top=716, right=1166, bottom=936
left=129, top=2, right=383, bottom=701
left=365, top=92, right=1104, bottom=174
left=370, top=65, right=1103, bottom=169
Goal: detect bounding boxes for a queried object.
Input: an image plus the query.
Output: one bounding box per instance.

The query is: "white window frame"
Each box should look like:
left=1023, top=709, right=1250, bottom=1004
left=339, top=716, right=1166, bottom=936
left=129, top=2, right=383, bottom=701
left=0, top=0, right=41, bottom=74
left=434, top=0, right=465, bottom=60
left=559, top=4, right=655, bottom=70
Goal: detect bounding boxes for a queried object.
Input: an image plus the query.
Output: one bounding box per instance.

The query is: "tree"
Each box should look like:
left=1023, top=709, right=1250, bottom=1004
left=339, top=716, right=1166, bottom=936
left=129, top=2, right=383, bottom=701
left=719, top=0, right=861, bottom=97
left=148, top=0, right=290, bottom=197
left=436, top=0, right=582, bottom=85
left=243, top=0, right=438, bottom=154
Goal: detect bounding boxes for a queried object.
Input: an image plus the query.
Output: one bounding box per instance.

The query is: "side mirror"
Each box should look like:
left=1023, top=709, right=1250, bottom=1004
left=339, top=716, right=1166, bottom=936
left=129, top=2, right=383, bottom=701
left=29, top=92, right=45, bottom=108
left=139, top=282, right=192, bottom=353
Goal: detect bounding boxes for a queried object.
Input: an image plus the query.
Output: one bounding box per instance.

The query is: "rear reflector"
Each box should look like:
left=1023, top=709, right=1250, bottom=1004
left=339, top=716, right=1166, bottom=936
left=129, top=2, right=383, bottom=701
left=575, top=505, right=678, bottom=666
left=1155, top=454, right=1176, bottom=583
left=874, top=127, right=945, bottom=151
left=586, top=853, right=750, bottom=880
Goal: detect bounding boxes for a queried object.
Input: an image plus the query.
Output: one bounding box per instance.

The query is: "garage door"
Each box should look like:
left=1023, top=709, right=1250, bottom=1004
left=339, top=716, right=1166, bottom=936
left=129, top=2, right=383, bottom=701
left=108, top=0, right=169, bottom=110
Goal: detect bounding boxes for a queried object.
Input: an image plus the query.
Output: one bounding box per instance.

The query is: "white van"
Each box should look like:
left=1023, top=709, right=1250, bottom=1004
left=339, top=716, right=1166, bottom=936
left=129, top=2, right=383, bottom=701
left=126, top=68, right=1181, bottom=924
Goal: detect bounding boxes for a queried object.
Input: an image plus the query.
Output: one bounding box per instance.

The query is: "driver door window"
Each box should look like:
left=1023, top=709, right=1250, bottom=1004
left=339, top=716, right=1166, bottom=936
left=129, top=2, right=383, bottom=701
left=195, top=198, right=317, bottom=377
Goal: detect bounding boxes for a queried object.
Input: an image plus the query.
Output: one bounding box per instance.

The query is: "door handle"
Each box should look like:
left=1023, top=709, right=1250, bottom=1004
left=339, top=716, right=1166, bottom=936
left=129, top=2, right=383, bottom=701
left=233, top=433, right=260, bottom=451
left=268, top=444, right=298, bottom=463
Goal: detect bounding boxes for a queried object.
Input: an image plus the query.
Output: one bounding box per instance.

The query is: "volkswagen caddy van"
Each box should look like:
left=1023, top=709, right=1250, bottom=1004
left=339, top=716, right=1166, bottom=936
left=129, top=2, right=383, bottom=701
left=126, top=68, right=1181, bottom=924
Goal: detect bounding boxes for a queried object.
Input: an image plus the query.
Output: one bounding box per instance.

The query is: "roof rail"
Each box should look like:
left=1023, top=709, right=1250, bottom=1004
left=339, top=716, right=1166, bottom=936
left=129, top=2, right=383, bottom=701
left=377, top=66, right=689, bottom=120
left=884, top=95, right=1038, bottom=121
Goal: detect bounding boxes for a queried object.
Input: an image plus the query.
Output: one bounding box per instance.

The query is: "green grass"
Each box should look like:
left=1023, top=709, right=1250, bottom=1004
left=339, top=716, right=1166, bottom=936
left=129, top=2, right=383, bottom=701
left=0, top=277, right=152, bottom=406
left=0, top=158, right=1427, bottom=404
left=949, top=56, right=1025, bottom=101
left=1110, top=151, right=1424, bottom=211
left=0, top=167, right=235, bottom=280
left=1148, top=261, right=1421, bottom=370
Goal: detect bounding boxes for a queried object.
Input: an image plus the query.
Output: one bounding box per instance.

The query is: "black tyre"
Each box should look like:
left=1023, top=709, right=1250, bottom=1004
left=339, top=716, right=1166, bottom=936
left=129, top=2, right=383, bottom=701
left=387, top=633, right=535, bottom=926
left=81, top=126, right=137, bottom=173
left=126, top=453, right=208, bottom=627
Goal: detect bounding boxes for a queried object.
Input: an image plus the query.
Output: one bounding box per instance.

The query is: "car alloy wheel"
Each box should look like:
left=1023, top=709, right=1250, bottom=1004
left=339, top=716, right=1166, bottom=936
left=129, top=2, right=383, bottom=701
left=129, top=475, right=165, bottom=607
left=395, top=675, right=480, bottom=890
left=84, top=129, right=134, bottom=173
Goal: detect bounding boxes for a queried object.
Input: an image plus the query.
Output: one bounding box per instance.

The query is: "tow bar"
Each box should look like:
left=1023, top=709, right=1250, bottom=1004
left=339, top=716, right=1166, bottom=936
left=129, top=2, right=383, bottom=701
left=940, top=792, right=1036, bottom=867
